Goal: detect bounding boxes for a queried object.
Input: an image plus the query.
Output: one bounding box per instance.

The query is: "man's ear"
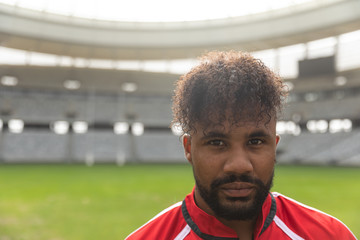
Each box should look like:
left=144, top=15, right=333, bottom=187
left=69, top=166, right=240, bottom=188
left=275, top=135, right=280, bottom=146
left=182, top=134, right=192, bottom=164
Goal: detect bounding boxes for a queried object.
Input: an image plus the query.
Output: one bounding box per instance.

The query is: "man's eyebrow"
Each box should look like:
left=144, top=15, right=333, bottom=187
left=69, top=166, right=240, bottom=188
left=201, top=131, right=228, bottom=139
left=248, top=130, right=271, bottom=138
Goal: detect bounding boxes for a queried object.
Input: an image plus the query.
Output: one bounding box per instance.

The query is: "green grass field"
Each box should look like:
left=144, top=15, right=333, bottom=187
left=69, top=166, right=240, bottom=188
left=0, top=164, right=359, bottom=239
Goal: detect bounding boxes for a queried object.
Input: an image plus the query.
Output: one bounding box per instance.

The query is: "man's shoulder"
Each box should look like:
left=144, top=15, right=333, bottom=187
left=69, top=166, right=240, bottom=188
left=272, top=192, right=343, bottom=222
left=272, top=192, right=357, bottom=239
left=125, top=201, right=187, bottom=240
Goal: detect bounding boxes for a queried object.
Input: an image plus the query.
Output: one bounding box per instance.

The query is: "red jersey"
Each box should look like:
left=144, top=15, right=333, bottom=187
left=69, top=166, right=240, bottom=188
left=126, top=189, right=357, bottom=240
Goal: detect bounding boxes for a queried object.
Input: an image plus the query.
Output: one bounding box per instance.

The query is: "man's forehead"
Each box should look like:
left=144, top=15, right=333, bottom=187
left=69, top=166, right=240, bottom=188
left=193, top=118, right=276, bottom=136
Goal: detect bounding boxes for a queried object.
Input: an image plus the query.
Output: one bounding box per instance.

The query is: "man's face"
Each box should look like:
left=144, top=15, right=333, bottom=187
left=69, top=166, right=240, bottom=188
left=183, top=117, right=279, bottom=221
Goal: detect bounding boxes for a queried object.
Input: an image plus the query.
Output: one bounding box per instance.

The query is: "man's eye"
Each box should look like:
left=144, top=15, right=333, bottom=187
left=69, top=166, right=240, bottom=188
left=208, top=140, right=225, bottom=146
left=248, top=139, right=263, bottom=145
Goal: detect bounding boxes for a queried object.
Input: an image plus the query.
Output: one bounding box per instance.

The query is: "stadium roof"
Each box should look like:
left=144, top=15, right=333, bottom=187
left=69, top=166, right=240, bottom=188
left=0, top=0, right=322, bottom=22
left=0, top=0, right=359, bottom=60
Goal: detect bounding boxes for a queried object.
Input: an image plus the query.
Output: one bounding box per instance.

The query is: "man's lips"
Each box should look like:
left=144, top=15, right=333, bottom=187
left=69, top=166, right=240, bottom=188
left=220, top=182, right=255, bottom=198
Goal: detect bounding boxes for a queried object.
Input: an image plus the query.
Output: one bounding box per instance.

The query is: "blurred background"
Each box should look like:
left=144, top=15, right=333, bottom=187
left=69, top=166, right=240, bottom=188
left=0, top=0, right=360, bottom=166
left=0, top=0, right=360, bottom=239
left=0, top=0, right=360, bottom=165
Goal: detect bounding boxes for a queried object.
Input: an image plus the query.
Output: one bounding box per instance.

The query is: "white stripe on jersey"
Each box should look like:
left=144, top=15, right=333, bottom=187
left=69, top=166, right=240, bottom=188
left=272, top=192, right=357, bottom=239
left=125, top=201, right=182, bottom=240
left=274, top=215, right=305, bottom=240
left=174, top=224, right=191, bottom=240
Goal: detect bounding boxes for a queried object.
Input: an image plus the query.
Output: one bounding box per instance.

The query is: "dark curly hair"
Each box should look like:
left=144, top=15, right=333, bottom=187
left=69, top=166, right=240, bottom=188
left=172, top=51, right=287, bottom=135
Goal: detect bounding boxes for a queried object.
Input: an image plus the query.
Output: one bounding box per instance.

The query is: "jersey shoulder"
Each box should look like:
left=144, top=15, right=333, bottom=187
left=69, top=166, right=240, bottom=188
left=272, top=192, right=357, bottom=240
left=125, top=201, right=187, bottom=240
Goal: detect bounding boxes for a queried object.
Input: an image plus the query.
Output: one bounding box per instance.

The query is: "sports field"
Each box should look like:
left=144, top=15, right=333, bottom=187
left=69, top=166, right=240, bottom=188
left=0, top=164, right=358, bottom=239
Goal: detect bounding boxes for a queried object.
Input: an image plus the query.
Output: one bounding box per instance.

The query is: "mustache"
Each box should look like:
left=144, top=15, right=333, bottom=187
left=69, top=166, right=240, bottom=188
left=210, top=174, right=265, bottom=189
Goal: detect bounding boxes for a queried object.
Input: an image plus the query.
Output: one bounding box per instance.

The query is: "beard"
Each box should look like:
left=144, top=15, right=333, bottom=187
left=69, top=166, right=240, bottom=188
left=195, top=170, right=274, bottom=221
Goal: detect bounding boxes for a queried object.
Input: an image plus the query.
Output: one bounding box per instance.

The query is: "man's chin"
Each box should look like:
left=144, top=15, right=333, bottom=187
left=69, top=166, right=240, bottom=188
left=216, top=204, right=261, bottom=221
left=219, top=195, right=255, bottom=211
left=212, top=191, right=264, bottom=221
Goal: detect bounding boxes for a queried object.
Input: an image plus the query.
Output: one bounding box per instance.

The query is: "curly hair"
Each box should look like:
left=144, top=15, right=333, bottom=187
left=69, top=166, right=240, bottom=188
left=172, top=51, right=287, bottom=135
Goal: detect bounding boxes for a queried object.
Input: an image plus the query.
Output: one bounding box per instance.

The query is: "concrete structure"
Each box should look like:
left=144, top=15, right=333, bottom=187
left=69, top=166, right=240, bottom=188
left=0, top=0, right=360, bottom=165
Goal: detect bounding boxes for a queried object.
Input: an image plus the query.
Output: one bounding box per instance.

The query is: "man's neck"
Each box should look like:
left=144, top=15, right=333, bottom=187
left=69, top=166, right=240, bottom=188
left=219, top=218, right=256, bottom=240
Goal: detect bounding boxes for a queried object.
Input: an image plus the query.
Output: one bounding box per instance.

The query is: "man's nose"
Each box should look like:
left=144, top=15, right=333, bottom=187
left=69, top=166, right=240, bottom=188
left=223, top=146, right=254, bottom=175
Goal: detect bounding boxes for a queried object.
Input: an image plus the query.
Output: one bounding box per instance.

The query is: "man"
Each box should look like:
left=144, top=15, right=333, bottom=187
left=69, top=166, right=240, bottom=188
left=126, top=51, right=356, bottom=240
